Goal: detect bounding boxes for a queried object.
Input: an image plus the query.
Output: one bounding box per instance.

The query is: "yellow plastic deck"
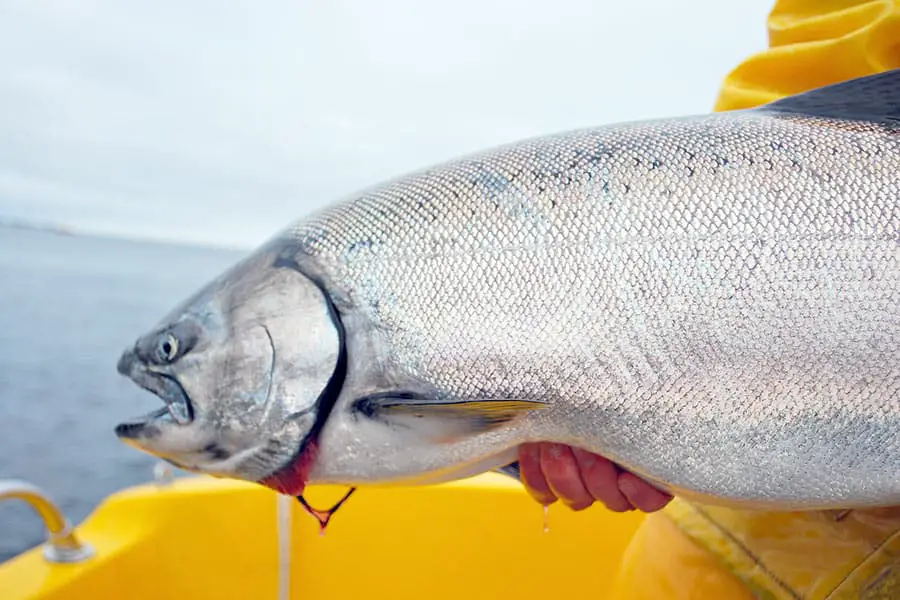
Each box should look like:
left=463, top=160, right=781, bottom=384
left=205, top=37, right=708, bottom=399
left=0, top=473, right=644, bottom=599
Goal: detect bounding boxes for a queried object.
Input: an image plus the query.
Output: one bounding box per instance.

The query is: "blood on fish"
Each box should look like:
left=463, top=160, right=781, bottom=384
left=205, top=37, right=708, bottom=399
left=260, top=441, right=319, bottom=496
left=258, top=440, right=357, bottom=532
left=297, top=488, right=357, bottom=535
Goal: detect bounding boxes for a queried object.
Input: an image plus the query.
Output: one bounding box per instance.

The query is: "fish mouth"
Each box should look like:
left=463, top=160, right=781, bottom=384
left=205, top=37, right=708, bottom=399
left=115, top=349, right=195, bottom=434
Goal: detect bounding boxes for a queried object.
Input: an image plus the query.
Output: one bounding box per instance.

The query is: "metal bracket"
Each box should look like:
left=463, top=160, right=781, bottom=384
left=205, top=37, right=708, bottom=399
left=0, top=479, right=94, bottom=564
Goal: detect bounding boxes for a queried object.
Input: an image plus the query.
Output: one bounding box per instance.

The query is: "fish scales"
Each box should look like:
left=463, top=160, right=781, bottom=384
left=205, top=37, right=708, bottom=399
left=286, top=111, right=900, bottom=508
left=114, top=71, right=900, bottom=511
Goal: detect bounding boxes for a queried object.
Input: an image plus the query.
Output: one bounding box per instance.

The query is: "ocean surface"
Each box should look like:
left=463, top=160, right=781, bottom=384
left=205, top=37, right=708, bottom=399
left=0, top=227, right=247, bottom=562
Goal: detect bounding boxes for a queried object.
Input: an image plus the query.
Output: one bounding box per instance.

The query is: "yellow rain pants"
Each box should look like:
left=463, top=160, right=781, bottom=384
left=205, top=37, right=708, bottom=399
left=610, top=1, right=900, bottom=598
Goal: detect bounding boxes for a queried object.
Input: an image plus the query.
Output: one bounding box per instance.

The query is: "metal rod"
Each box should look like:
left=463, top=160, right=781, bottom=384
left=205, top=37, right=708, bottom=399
left=0, top=479, right=94, bottom=563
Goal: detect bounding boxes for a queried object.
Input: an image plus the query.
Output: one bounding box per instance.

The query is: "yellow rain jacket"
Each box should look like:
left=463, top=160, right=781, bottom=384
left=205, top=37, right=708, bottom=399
left=610, top=1, right=900, bottom=598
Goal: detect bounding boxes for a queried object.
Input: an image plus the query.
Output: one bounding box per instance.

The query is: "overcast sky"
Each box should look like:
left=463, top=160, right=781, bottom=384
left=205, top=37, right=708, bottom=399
left=0, top=0, right=773, bottom=249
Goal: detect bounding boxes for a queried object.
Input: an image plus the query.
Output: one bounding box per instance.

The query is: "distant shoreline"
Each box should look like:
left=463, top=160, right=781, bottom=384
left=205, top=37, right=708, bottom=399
left=0, top=216, right=74, bottom=236
left=0, top=217, right=251, bottom=254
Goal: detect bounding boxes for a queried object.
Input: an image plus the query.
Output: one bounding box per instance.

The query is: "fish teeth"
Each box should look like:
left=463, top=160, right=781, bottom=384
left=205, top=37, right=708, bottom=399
left=165, top=398, right=191, bottom=425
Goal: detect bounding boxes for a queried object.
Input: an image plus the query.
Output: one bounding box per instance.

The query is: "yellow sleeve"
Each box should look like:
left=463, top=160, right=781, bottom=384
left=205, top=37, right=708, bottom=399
left=715, top=0, right=900, bottom=111
left=608, top=512, right=757, bottom=600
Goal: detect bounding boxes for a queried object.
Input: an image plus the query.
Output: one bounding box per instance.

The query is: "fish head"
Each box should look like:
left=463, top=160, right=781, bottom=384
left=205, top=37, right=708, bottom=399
left=114, top=245, right=342, bottom=490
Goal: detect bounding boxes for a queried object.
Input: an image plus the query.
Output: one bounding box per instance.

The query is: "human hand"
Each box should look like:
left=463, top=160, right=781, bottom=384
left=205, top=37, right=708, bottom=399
left=517, top=442, right=672, bottom=513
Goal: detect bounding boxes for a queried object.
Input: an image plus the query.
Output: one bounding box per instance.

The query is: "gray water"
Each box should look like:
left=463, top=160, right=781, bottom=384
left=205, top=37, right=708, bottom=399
left=0, top=227, right=247, bottom=562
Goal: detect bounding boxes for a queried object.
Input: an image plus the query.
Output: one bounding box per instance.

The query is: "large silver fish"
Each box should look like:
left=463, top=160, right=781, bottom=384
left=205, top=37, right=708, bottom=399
left=116, top=70, right=900, bottom=512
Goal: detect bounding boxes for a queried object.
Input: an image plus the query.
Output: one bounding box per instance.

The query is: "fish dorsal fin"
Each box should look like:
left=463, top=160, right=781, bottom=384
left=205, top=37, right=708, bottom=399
left=760, top=69, right=900, bottom=124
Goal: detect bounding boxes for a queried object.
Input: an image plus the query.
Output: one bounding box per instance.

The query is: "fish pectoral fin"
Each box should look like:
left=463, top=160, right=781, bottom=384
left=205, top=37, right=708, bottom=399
left=761, top=68, right=900, bottom=123
left=378, top=398, right=545, bottom=423
left=494, top=461, right=522, bottom=481
left=355, top=392, right=546, bottom=441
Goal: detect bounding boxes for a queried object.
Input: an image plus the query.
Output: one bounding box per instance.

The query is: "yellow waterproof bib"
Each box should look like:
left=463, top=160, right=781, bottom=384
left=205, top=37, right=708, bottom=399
left=716, top=0, right=900, bottom=112
left=661, top=501, right=900, bottom=600
left=611, top=1, right=900, bottom=598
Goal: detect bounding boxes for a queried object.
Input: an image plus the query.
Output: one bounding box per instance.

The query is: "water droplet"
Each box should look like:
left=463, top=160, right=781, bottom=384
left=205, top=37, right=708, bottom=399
left=543, top=504, right=550, bottom=533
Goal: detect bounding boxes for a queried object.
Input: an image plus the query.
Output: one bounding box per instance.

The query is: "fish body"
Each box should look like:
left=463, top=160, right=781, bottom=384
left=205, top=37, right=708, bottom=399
left=117, top=70, right=900, bottom=511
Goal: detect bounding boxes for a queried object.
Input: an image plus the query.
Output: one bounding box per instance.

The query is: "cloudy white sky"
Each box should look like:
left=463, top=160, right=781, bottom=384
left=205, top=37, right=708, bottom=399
left=0, top=0, right=773, bottom=249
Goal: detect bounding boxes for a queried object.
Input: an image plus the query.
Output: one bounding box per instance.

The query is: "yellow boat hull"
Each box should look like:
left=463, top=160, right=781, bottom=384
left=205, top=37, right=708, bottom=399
left=0, top=473, right=644, bottom=599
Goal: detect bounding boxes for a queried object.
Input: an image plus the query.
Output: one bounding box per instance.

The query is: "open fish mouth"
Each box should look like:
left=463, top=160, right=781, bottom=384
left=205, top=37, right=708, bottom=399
left=115, top=349, right=195, bottom=430
left=133, top=372, right=194, bottom=425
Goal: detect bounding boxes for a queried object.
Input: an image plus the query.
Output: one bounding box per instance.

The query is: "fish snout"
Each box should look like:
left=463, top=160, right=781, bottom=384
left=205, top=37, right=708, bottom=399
left=117, top=347, right=138, bottom=377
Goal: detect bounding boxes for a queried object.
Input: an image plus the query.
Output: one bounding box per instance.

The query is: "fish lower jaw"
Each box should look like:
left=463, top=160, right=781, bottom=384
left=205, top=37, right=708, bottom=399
left=114, top=401, right=190, bottom=438
left=114, top=406, right=173, bottom=438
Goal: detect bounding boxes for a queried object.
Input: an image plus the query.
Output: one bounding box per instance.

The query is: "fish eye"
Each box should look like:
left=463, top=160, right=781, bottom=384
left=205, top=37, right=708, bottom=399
left=156, top=333, right=179, bottom=364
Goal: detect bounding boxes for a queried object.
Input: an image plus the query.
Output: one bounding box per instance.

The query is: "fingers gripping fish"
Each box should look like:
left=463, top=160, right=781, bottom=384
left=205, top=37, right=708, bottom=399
left=115, top=70, right=900, bottom=527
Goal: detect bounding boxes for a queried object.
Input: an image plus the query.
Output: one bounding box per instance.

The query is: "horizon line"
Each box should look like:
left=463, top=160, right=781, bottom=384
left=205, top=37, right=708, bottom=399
left=0, top=216, right=256, bottom=253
